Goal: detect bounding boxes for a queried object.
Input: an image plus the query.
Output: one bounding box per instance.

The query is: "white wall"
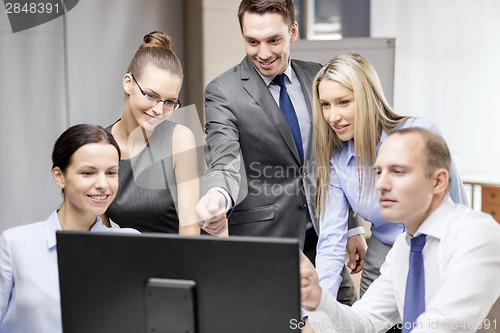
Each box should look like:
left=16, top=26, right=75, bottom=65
left=203, top=0, right=245, bottom=84
left=0, top=17, right=66, bottom=232
left=371, top=0, right=500, bottom=178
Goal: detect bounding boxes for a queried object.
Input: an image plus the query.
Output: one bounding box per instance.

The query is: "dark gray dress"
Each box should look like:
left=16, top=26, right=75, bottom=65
left=105, top=120, right=179, bottom=233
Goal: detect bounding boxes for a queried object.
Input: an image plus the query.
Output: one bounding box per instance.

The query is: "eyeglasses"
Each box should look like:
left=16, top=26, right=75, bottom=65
left=130, top=73, right=181, bottom=111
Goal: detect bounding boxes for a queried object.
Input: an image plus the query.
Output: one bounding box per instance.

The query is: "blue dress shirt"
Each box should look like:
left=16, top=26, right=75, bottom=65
left=0, top=210, right=139, bottom=332
left=316, top=117, right=469, bottom=298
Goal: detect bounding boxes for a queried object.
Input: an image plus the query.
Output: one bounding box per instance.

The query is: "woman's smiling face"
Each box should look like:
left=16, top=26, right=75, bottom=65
left=318, top=79, right=356, bottom=141
left=54, top=142, right=119, bottom=217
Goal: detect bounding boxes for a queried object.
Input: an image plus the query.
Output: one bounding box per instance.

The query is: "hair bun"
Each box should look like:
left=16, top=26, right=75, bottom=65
left=140, top=31, right=171, bottom=50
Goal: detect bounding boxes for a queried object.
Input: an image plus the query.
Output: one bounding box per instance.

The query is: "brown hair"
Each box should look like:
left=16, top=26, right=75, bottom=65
left=237, top=0, right=295, bottom=29
left=388, top=127, right=451, bottom=193
left=127, top=31, right=183, bottom=79
left=52, top=124, right=120, bottom=172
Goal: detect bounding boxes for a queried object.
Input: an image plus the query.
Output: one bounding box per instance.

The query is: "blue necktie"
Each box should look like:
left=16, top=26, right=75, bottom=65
left=273, top=74, right=304, bottom=164
left=403, top=234, right=427, bottom=333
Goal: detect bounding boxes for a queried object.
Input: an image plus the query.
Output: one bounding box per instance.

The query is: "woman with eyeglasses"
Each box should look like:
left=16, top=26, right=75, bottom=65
left=0, top=124, right=138, bottom=332
left=103, top=31, right=200, bottom=235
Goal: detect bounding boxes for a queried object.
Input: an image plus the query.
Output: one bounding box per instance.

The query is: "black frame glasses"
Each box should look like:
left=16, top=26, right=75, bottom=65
left=130, top=73, right=181, bottom=111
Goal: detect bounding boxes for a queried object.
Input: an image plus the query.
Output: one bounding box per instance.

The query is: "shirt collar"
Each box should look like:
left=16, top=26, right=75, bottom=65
left=404, top=197, right=453, bottom=245
left=253, top=60, right=293, bottom=87
left=45, top=209, right=62, bottom=249
left=342, top=128, right=390, bottom=167
left=342, top=140, right=356, bottom=166
left=45, top=210, right=107, bottom=249
left=90, top=216, right=109, bottom=232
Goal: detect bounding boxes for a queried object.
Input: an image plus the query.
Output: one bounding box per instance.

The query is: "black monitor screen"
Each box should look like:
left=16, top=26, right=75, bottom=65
left=56, top=232, right=301, bottom=333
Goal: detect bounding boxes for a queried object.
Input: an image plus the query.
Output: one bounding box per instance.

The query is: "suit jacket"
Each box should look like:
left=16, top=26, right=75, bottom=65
left=203, top=56, right=321, bottom=244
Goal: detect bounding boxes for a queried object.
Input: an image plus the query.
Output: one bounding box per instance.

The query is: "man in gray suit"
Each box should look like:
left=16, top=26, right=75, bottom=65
left=196, top=0, right=364, bottom=305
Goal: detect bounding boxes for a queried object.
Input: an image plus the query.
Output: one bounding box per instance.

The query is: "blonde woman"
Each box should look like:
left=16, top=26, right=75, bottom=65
left=313, top=53, right=468, bottom=300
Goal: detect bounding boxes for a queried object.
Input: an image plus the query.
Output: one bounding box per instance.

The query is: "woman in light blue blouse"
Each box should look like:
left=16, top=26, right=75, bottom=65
left=313, top=53, right=468, bottom=300
left=0, top=124, right=138, bottom=332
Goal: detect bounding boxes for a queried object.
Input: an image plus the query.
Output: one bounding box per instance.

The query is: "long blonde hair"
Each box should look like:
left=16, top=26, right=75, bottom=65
left=314, top=53, right=408, bottom=218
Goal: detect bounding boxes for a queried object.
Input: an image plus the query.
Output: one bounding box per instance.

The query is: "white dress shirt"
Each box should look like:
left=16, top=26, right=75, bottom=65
left=0, top=210, right=139, bottom=333
left=308, top=198, right=500, bottom=332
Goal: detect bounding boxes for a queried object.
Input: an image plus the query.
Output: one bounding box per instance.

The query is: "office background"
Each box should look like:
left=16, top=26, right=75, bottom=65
left=1, top=0, right=499, bottom=233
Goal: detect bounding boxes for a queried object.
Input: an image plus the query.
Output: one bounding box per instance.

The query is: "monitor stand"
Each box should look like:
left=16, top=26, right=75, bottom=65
left=144, top=278, right=197, bottom=333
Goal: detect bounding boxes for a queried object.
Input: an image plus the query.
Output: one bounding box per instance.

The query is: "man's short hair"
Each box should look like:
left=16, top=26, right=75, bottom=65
left=388, top=127, right=451, bottom=193
left=237, top=0, right=295, bottom=30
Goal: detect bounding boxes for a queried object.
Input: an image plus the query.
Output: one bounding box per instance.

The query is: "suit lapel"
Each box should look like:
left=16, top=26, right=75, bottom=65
left=240, top=57, right=302, bottom=164
left=291, top=60, right=316, bottom=162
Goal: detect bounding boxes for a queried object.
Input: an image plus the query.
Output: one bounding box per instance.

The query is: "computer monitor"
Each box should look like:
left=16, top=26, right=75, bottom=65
left=56, top=232, right=301, bottom=333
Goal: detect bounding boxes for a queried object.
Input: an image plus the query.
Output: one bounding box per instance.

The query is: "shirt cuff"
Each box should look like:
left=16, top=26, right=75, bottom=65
left=208, top=187, right=232, bottom=212
left=346, top=226, right=365, bottom=238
